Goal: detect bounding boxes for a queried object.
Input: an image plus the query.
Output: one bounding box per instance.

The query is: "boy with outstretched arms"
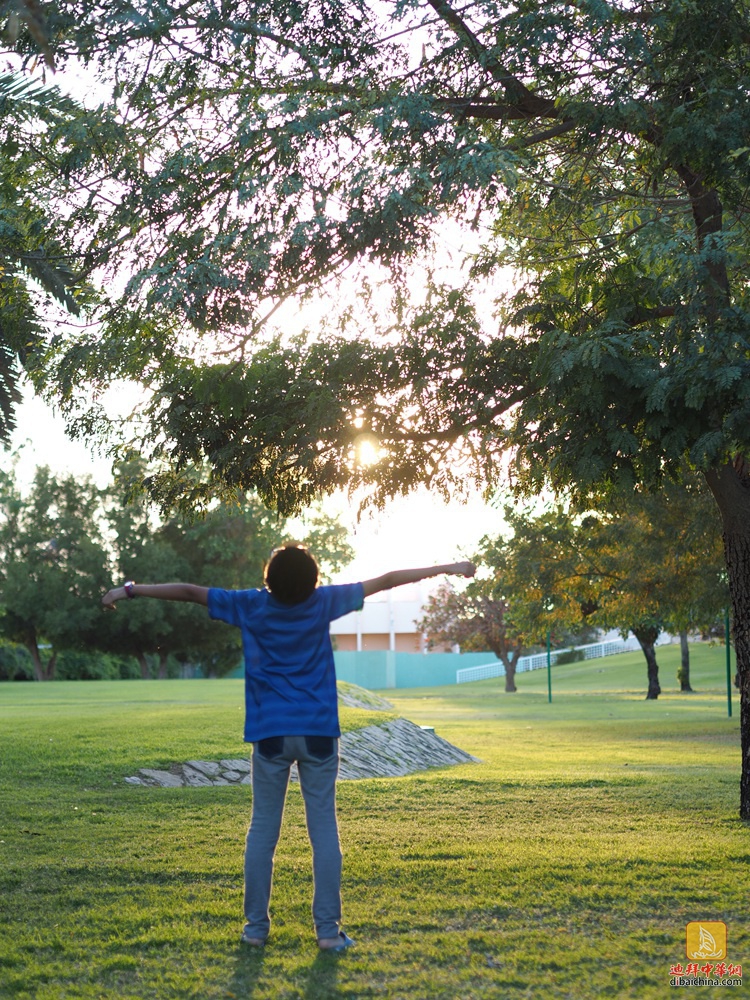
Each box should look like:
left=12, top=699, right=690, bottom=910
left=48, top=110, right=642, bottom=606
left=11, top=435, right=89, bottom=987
left=102, top=545, right=475, bottom=951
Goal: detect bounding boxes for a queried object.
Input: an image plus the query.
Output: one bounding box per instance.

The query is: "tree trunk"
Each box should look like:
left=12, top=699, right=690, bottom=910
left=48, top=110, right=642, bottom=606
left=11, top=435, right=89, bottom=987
left=704, top=462, right=750, bottom=820
left=498, top=650, right=518, bottom=692
left=490, top=640, right=520, bottom=692
left=677, top=630, right=694, bottom=692
left=158, top=652, right=169, bottom=680
left=26, top=642, right=57, bottom=681
left=137, top=653, right=151, bottom=680
left=632, top=625, right=661, bottom=699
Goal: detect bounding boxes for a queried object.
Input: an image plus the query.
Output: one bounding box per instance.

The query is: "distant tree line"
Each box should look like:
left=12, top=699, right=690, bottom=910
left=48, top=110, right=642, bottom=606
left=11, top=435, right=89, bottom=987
left=419, top=476, right=729, bottom=699
left=0, top=462, right=353, bottom=681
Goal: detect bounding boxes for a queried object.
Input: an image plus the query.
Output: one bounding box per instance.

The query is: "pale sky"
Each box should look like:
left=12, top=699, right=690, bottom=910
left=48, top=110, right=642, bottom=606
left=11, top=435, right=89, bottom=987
left=10, top=391, right=506, bottom=581
left=324, top=488, right=505, bottom=583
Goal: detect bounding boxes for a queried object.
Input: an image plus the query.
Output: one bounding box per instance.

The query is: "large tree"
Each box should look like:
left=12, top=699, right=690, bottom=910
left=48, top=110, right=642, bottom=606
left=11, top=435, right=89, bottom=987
left=483, top=484, right=728, bottom=699
left=578, top=500, right=728, bottom=701
left=100, top=481, right=196, bottom=678
left=0, top=460, right=355, bottom=678
left=589, top=479, right=729, bottom=697
left=417, top=580, right=526, bottom=692
left=433, top=491, right=726, bottom=698
left=0, top=465, right=111, bottom=679
left=14, top=4, right=750, bottom=811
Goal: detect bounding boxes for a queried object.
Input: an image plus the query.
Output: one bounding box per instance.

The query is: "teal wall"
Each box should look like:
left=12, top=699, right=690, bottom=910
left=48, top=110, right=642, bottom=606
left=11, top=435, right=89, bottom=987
left=333, top=651, right=498, bottom=689
left=226, top=651, right=498, bottom=688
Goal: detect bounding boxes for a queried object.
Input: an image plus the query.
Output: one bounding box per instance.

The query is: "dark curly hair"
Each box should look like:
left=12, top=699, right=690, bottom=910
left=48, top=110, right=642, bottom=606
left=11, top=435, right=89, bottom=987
left=264, top=544, right=319, bottom=605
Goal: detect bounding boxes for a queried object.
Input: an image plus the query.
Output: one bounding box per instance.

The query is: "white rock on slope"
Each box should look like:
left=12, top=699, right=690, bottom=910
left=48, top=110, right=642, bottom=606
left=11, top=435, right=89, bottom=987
left=125, top=718, right=479, bottom=787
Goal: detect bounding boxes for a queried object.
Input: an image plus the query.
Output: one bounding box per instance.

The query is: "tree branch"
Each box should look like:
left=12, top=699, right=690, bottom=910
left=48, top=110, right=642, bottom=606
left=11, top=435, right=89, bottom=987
left=380, top=395, right=525, bottom=444
left=625, top=305, right=678, bottom=327
left=425, top=0, right=546, bottom=109
left=434, top=96, right=559, bottom=122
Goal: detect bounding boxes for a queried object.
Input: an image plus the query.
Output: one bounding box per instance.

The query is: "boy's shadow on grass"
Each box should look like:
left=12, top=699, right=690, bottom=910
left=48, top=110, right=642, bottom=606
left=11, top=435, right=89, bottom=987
left=228, top=945, right=267, bottom=998
left=301, top=951, right=340, bottom=999
left=228, top=946, right=342, bottom=1000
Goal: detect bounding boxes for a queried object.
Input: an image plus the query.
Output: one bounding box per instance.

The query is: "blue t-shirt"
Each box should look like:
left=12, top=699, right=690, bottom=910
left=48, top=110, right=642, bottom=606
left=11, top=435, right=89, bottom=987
left=207, top=583, right=364, bottom=742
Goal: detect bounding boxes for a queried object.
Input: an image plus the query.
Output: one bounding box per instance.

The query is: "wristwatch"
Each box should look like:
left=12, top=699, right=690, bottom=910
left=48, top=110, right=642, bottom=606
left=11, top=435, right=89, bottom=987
left=123, top=581, right=136, bottom=599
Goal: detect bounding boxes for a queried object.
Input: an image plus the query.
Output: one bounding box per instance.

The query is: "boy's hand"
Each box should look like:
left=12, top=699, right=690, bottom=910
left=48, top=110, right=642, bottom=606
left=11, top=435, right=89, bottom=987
left=455, top=561, right=476, bottom=578
left=102, top=587, right=125, bottom=609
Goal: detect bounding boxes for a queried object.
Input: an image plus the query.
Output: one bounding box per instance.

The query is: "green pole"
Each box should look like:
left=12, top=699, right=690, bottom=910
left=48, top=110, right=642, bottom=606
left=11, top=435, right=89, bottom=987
left=725, top=610, right=733, bottom=719
left=547, top=629, right=552, bottom=703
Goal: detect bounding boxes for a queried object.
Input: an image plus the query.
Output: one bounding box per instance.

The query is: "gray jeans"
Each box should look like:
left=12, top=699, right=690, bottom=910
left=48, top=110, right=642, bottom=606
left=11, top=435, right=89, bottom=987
left=243, top=734, right=342, bottom=941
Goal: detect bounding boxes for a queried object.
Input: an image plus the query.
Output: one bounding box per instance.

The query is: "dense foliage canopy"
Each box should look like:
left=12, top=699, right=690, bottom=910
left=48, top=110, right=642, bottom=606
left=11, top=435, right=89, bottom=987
left=17, top=0, right=747, bottom=513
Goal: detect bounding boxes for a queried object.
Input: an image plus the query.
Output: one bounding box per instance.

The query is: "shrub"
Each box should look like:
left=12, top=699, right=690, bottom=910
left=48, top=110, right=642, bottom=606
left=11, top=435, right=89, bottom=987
left=555, top=648, right=585, bottom=665
left=56, top=650, right=141, bottom=681
left=0, top=641, right=34, bottom=681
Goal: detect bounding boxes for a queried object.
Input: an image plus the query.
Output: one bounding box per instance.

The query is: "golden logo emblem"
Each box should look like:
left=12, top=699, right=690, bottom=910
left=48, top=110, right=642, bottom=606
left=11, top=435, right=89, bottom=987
left=686, top=922, right=727, bottom=960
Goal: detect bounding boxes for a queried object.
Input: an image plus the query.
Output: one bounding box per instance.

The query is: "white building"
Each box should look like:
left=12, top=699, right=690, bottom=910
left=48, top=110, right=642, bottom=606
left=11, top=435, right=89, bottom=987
left=330, top=583, right=438, bottom=653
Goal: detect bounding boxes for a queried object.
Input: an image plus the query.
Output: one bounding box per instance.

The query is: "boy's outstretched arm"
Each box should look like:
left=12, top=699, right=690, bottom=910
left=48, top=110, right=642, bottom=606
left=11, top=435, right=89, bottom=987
left=102, top=583, right=209, bottom=609
left=361, top=561, right=475, bottom=598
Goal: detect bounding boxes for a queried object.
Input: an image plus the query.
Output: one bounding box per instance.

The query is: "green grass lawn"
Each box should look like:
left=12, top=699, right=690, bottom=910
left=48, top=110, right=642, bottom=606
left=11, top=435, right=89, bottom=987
left=0, top=644, right=746, bottom=999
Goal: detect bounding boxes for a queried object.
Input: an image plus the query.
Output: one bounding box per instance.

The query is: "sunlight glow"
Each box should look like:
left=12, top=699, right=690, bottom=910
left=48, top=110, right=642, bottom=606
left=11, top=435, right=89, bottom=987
left=354, top=434, right=382, bottom=467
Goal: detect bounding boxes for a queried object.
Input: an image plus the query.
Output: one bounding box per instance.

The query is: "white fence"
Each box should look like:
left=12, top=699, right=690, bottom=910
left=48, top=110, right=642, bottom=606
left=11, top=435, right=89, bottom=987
left=455, top=635, right=643, bottom=685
